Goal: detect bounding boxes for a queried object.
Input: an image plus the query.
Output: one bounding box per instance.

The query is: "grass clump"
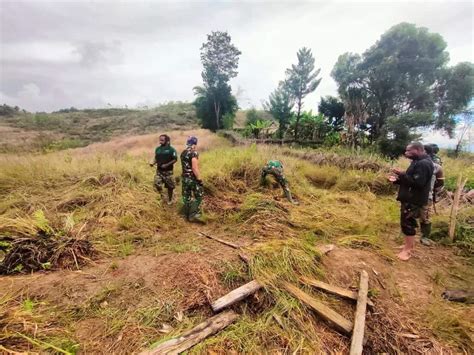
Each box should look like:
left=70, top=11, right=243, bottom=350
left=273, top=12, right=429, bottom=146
left=426, top=301, right=474, bottom=353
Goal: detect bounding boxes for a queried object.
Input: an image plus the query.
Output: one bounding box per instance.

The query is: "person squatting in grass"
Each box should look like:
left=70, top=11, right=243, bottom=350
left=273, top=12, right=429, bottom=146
left=180, top=136, right=204, bottom=222
left=261, top=160, right=298, bottom=204
left=388, top=142, right=434, bottom=261
left=419, top=144, right=445, bottom=246
left=149, top=134, right=178, bottom=205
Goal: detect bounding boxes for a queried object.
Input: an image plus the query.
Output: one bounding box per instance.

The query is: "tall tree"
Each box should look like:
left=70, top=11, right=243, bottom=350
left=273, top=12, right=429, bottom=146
left=331, top=23, right=473, bottom=154
left=284, top=47, right=322, bottom=140
left=264, top=83, right=294, bottom=138
left=195, top=31, right=241, bottom=130
left=318, top=95, right=345, bottom=131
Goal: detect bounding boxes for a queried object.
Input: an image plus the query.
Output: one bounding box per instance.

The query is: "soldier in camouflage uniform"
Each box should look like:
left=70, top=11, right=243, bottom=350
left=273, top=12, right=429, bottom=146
left=420, top=144, right=445, bottom=246
left=149, top=134, right=178, bottom=205
left=261, top=160, right=297, bottom=204
left=180, top=136, right=204, bottom=221
left=428, top=144, right=442, bottom=165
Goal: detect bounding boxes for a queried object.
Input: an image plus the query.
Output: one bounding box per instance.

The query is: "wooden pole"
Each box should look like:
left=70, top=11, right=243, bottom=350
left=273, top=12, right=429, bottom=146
left=300, top=276, right=374, bottom=308
left=141, top=310, right=239, bottom=355
left=284, top=283, right=353, bottom=335
left=211, top=280, right=262, bottom=312
left=448, top=175, right=467, bottom=241
left=350, top=270, right=369, bottom=355
left=198, top=232, right=240, bottom=249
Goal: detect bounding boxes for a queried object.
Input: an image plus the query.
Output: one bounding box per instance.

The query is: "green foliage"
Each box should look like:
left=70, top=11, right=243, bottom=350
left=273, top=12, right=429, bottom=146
left=41, top=138, right=87, bottom=152
left=195, top=31, right=241, bottom=130
left=246, top=119, right=272, bottom=139
left=193, top=86, right=238, bottom=130
left=222, top=112, right=235, bottom=129
left=22, top=299, right=36, bottom=313
left=435, top=63, right=474, bottom=135
left=288, top=111, right=332, bottom=141
left=245, top=108, right=262, bottom=126
left=318, top=96, right=345, bottom=131
left=377, top=112, right=434, bottom=158
left=264, top=84, right=294, bottom=138
left=0, top=103, right=21, bottom=116
left=284, top=47, right=322, bottom=140
left=33, top=210, right=53, bottom=234
left=331, top=22, right=474, bottom=153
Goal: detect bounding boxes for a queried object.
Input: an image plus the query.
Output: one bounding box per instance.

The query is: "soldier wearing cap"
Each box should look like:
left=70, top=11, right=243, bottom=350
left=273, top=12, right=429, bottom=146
left=180, top=136, right=204, bottom=221
left=261, top=160, right=297, bottom=204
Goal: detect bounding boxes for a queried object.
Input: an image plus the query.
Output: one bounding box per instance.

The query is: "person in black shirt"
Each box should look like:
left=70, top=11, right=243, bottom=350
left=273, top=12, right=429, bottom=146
left=388, top=142, right=434, bottom=261
left=149, top=134, right=178, bottom=205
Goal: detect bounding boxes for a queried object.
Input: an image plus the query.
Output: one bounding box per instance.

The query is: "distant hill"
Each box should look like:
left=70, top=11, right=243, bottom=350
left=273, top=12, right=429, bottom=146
left=0, top=102, right=198, bottom=152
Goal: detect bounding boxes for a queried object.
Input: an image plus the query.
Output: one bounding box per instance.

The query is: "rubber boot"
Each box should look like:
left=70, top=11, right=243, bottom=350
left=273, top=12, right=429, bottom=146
left=187, top=201, right=198, bottom=222
left=183, top=203, right=190, bottom=220
left=284, top=189, right=298, bottom=205
left=420, top=223, right=433, bottom=246
left=167, top=189, right=174, bottom=205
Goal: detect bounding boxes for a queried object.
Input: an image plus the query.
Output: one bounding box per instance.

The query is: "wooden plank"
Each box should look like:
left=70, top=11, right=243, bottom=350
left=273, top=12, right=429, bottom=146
left=238, top=252, right=251, bottom=264
left=449, top=176, right=467, bottom=241
left=211, top=280, right=262, bottom=312
left=350, top=270, right=369, bottom=355
left=300, top=276, right=374, bottom=308
left=198, top=232, right=240, bottom=249
left=284, top=283, right=353, bottom=336
left=141, top=310, right=239, bottom=355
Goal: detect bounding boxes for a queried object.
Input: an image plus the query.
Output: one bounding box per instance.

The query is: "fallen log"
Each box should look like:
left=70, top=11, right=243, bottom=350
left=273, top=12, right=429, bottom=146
left=284, top=283, right=353, bottom=335
left=300, top=276, right=374, bottom=308
left=141, top=310, right=239, bottom=355
left=238, top=252, right=251, bottom=264
left=198, top=232, right=240, bottom=249
left=350, top=270, right=369, bottom=355
left=211, top=280, right=262, bottom=312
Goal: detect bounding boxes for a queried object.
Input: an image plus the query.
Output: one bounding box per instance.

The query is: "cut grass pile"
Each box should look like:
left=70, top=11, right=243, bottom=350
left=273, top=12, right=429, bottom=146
left=0, top=134, right=473, bottom=353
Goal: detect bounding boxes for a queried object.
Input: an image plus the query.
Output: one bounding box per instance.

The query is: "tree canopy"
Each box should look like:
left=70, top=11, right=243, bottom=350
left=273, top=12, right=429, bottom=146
left=284, top=47, right=322, bottom=140
left=318, top=96, right=345, bottom=132
left=264, top=83, right=294, bottom=138
left=194, top=31, right=241, bottom=130
left=331, top=22, right=474, bottom=155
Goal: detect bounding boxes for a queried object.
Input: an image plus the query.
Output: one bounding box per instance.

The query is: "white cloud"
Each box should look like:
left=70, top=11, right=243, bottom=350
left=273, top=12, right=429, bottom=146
left=0, top=0, right=472, bottom=114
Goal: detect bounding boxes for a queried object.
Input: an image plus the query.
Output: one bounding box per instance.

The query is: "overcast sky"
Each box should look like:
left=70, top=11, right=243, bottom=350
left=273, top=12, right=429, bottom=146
left=1, top=0, right=473, bottom=116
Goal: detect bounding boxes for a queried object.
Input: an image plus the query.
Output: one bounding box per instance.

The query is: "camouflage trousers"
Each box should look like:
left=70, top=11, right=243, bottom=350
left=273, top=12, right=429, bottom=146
left=420, top=201, right=433, bottom=225
left=182, top=176, right=203, bottom=218
left=154, top=170, right=175, bottom=192
left=261, top=166, right=290, bottom=193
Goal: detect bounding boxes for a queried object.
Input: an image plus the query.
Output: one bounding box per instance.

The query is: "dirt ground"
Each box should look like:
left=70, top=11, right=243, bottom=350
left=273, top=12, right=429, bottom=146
left=1, top=224, right=472, bottom=353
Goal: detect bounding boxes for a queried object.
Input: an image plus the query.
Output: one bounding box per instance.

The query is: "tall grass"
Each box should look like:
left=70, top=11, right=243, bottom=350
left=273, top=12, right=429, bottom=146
left=1, top=135, right=473, bottom=353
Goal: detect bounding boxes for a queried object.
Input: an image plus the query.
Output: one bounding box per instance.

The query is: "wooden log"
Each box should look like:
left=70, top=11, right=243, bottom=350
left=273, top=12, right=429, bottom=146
left=350, top=270, right=369, bottom=355
left=198, top=232, right=240, bottom=249
left=284, top=283, right=353, bottom=335
left=141, top=310, right=239, bottom=355
left=211, top=280, right=262, bottom=312
left=238, top=252, right=251, bottom=264
left=300, top=276, right=374, bottom=308
left=448, top=176, right=467, bottom=241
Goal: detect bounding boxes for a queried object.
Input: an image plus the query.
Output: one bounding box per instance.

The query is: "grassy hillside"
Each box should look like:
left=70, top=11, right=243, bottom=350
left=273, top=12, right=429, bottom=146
left=0, top=132, right=473, bottom=353
left=0, top=102, right=198, bottom=153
